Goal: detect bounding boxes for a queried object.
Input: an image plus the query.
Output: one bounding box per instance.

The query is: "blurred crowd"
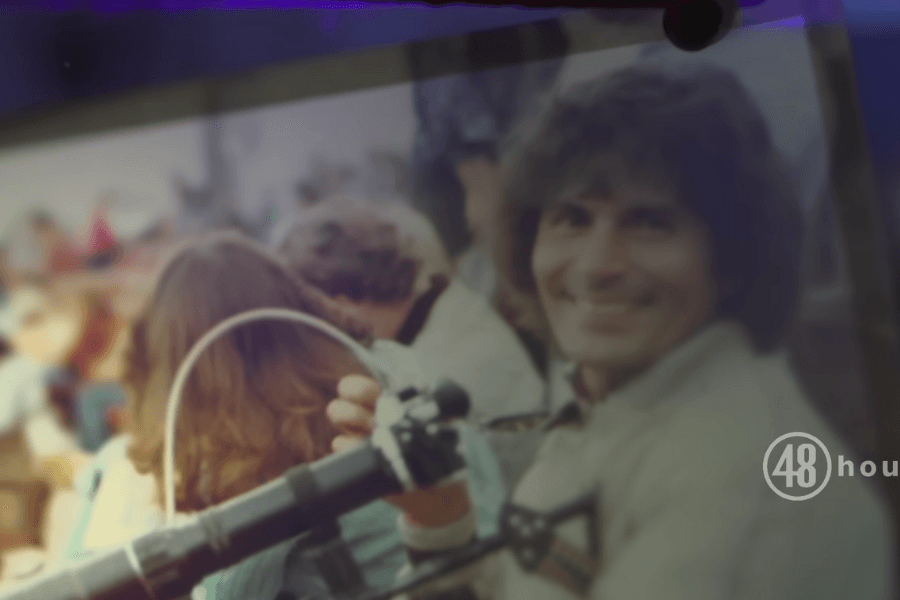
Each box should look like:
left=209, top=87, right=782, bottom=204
left=0, top=15, right=889, bottom=600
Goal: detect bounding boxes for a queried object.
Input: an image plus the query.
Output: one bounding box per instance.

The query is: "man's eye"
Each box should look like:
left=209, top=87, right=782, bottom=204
left=546, top=203, right=592, bottom=228
left=622, top=207, right=677, bottom=233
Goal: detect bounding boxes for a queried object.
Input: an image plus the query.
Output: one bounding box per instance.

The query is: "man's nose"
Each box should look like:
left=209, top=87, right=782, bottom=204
left=573, top=220, right=628, bottom=282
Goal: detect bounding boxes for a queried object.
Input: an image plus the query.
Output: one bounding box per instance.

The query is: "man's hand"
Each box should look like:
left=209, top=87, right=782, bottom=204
left=327, top=375, right=473, bottom=528
left=327, top=375, right=380, bottom=454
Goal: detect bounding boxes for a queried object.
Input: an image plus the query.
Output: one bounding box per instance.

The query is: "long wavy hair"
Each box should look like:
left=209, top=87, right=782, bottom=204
left=123, top=231, right=373, bottom=512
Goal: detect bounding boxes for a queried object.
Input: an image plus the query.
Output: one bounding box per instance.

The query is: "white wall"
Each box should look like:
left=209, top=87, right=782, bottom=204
left=0, top=79, right=417, bottom=243
left=0, top=118, right=207, bottom=241
left=219, top=81, right=416, bottom=223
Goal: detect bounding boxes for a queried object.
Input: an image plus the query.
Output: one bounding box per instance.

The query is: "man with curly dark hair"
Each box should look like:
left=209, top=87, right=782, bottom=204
left=327, top=64, right=892, bottom=600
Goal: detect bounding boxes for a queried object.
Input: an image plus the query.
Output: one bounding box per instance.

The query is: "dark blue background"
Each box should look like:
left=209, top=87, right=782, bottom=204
left=0, top=0, right=896, bottom=163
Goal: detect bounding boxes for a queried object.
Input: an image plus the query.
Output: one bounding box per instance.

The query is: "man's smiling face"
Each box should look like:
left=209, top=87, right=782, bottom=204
left=531, top=179, right=717, bottom=375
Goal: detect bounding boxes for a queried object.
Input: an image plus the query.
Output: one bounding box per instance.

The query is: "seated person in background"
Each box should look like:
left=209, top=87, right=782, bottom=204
left=47, top=289, right=129, bottom=453
left=7, top=275, right=130, bottom=455
left=78, top=223, right=183, bottom=441
left=61, top=231, right=505, bottom=599
left=30, top=218, right=177, bottom=454
left=325, top=65, right=891, bottom=600
left=277, top=198, right=546, bottom=488
left=0, top=286, right=86, bottom=486
left=84, top=201, right=122, bottom=271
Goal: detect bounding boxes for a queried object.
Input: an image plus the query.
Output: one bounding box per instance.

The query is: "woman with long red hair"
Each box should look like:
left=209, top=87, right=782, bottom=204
left=59, top=231, right=504, bottom=599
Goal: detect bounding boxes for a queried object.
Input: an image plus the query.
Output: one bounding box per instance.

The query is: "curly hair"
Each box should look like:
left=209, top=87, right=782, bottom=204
left=123, top=231, right=373, bottom=512
left=498, top=63, right=804, bottom=352
left=278, top=198, right=451, bottom=305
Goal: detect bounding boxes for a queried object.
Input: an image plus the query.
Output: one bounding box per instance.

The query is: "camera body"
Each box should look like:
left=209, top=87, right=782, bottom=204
left=372, top=381, right=471, bottom=492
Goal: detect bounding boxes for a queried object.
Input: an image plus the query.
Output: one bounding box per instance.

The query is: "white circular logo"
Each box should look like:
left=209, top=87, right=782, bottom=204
left=763, top=432, right=832, bottom=501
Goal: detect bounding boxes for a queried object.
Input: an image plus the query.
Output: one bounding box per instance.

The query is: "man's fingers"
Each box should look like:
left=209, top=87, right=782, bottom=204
left=337, top=375, right=382, bottom=408
left=332, top=434, right=366, bottom=454
left=327, top=399, right=376, bottom=432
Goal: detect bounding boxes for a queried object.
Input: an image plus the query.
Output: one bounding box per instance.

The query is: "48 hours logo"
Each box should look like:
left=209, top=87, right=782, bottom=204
left=763, top=432, right=833, bottom=501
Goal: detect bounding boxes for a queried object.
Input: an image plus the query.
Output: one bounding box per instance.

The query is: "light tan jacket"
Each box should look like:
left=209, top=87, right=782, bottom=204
left=402, top=321, right=893, bottom=600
